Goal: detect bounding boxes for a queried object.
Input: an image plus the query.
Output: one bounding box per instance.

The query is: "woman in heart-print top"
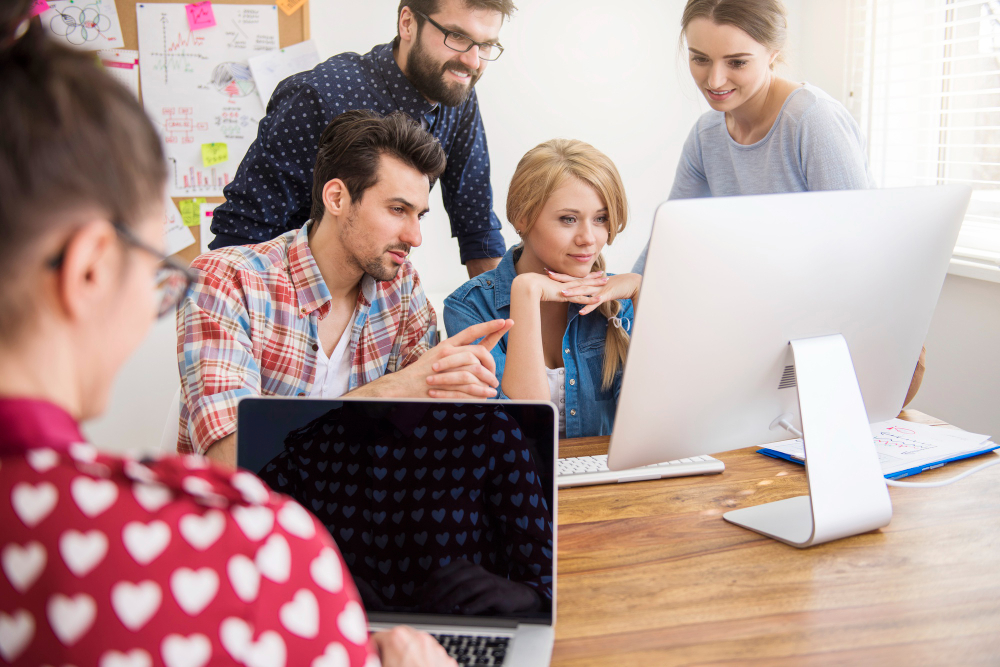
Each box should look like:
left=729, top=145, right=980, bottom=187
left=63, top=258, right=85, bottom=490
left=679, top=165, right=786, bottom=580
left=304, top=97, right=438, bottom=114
left=0, top=431, right=376, bottom=666
left=258, top=403, right=554, bottom=616
left=0, top=3, right=454, bottom=665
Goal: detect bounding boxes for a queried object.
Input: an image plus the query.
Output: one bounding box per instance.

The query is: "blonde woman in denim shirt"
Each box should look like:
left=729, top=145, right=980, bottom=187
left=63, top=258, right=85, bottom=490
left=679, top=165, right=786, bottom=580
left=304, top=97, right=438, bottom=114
left=444, top=139, right=640, bottom=438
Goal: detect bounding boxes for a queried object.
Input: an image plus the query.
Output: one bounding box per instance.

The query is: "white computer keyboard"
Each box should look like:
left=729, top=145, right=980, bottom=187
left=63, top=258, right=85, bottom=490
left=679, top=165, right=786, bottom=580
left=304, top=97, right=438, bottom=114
left=557, top=454, right=724, bottom=488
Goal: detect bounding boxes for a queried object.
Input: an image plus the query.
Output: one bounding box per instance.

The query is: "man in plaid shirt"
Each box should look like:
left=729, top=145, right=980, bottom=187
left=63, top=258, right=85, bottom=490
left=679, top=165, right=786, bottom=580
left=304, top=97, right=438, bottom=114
left=177, top=110, right=512, bottom=466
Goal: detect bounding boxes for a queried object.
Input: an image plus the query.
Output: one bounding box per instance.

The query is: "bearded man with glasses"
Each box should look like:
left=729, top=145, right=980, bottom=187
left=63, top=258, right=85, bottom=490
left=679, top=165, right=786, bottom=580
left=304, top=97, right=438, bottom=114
left=210, top=0, right=515, bottom=279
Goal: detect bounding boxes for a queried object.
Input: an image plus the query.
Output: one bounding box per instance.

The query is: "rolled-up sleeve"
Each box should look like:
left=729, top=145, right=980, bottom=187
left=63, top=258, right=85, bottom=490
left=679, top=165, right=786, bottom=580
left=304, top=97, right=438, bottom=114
left=439, top=92, right=506, bottom=263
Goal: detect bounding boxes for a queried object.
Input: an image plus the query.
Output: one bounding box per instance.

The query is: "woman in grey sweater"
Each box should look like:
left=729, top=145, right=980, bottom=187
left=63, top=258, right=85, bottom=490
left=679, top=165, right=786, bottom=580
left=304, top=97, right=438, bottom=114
left=634, top=0, right=875, bottom=273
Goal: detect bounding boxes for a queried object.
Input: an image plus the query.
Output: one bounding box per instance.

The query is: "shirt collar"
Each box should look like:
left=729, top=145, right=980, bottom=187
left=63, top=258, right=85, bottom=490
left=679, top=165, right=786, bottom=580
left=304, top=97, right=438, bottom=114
left=492, top=246, right=520, bottom=309
left=0, top=398, right=85, bottom=455
left=289, top=222, right=333, bottom=318
left=374, top=42, right=439, bottom=118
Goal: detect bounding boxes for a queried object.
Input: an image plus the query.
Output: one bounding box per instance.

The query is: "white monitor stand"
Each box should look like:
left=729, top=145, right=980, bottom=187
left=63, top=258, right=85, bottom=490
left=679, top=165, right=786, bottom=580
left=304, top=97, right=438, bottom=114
left=608, top=186, right=971, bottom=549
left=722, top=334, right=892, bottom=547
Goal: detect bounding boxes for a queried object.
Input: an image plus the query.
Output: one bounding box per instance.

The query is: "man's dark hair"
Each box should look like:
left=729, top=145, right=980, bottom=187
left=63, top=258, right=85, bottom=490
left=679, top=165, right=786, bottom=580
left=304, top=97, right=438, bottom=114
left=395, top=0, right=517, bottom=43
left=310, top=110, right=447, bottom=221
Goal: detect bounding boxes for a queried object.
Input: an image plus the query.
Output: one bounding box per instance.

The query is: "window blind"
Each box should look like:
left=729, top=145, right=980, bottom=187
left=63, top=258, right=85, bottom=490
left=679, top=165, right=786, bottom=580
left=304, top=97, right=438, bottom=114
left=847, top=0, right=1000, bottom=270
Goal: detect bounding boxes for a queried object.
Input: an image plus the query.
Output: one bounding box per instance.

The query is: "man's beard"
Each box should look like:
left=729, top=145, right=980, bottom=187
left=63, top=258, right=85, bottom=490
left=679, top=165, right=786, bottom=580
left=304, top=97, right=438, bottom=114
left=360, top=242, right=410, bottom=282
left=406, top=32, right=482, bottom=107
left=341, top=209, right=410, bottom=282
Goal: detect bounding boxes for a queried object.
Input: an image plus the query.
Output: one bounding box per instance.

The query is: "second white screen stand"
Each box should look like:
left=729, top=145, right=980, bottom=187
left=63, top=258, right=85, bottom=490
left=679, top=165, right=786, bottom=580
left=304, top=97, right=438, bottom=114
left=723, top=334, right=893, bottom=548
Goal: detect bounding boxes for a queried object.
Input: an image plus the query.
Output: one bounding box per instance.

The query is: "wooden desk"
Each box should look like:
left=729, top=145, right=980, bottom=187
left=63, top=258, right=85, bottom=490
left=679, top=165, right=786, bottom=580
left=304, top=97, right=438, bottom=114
left=553, top=411, right=1000, bottom=665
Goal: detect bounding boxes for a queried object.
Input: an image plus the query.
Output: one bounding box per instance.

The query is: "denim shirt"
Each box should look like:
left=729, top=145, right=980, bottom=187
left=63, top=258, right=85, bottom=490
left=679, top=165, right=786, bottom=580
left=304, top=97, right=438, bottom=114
left=443, top=247, right=634, bottom=438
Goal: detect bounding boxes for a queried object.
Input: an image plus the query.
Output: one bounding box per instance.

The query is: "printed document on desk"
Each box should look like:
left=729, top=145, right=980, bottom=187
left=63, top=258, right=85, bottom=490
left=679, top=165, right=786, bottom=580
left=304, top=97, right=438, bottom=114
left=760, top=419, right=997, bottom=479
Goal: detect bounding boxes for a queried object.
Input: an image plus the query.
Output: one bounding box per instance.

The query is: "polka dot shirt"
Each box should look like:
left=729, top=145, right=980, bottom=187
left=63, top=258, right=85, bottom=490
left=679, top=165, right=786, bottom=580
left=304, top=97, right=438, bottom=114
left=211, top=42, right=505, bottom=264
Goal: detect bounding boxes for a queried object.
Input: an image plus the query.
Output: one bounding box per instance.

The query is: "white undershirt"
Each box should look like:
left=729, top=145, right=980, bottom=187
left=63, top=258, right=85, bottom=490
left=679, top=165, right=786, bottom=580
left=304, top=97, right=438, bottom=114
left=545, top=366, right=566, bottom=436
left=308, top=319, right=354, bottom=398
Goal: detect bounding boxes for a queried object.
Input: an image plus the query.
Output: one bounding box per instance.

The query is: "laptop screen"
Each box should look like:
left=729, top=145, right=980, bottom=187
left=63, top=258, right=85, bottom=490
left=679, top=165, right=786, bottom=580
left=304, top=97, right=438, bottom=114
left=237, top=398, right=556, bottom=625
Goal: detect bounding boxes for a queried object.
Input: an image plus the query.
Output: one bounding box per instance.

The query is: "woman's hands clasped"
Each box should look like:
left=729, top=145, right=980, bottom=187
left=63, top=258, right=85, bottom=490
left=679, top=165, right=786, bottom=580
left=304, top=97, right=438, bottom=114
left=513, top=270, right=641, bottom=315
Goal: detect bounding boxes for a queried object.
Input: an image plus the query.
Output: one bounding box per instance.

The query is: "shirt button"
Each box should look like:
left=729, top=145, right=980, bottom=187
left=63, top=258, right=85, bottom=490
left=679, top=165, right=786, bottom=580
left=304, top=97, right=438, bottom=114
left=297, top=392, right=305, bottom=397
left=564, top=348, right=570, bottom=354
left=311, top=343, right=319, bottom=352
left=569, top=379, right=576, bottom=386
left=486, top=280, right=492, bottom=286
left=570, top=409, right=577, bottom=416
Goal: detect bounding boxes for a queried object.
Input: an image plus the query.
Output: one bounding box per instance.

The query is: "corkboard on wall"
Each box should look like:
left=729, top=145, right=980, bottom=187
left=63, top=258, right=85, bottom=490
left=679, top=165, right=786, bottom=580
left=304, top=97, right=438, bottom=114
left=113, top=0, right=310, bottom=265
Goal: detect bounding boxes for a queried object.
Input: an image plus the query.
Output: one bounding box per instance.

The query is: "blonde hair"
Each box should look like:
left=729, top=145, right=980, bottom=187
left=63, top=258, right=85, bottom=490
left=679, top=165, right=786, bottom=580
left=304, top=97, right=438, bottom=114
left=506, top=138, right=630, bottom=390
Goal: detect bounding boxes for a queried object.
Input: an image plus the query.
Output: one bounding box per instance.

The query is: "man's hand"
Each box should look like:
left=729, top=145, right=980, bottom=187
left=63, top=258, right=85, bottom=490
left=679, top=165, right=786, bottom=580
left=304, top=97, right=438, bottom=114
left=465, top=256, right=501, bottom=279
left=416, top=318, right=514, bottom=399
left=350, top=319, right=513, bottom=400
left=371, top=626, right=457, bottom=667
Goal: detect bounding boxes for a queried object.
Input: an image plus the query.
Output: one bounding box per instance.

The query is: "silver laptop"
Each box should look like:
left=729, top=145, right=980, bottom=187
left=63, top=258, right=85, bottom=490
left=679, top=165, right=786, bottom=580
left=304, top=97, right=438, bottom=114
left=237, top=397, right=557, bottom=666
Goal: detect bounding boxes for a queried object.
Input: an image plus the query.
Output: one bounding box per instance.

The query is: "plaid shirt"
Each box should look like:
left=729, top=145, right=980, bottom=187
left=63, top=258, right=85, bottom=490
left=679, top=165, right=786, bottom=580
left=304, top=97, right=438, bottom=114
left=176, top=222, right=436, bottom=455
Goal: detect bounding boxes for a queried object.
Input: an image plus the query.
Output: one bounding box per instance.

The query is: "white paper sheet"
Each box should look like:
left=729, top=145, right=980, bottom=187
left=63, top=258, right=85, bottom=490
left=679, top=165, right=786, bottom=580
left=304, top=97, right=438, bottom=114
left=41, top=0, right=125, bottom=50
left=763, top=419, right=994, bottom=478
left=199, top=202, right=219, bottom=255
left=137, top=4, right=279, bottom=197
left=248, top=39, right=321, bottom=108
left=164, top=199, right=196, bottom=256
left=98, top=49, right=140, bottom=98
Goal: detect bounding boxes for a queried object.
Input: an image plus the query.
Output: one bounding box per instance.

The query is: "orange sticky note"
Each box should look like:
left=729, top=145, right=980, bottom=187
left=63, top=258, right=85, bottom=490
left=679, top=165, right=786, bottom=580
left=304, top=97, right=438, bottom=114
left=276, top=0, right=307, bottom=16
left=186, top=1, right=216, bottom=30
left=201, top=143, right=228, bottom=167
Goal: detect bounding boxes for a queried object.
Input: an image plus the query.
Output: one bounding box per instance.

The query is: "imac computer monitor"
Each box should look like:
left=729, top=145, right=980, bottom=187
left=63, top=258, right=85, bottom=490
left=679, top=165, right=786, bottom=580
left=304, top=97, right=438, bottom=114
left=611, top=185, right=970, bottom=547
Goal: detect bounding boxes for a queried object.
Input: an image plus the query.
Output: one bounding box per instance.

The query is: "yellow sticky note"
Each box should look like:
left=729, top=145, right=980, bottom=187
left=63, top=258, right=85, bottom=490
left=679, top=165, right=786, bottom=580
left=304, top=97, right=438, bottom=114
left=202, top=143, right=228, bottom=167
left=179, top=198, right=207, bottom=227
left=276, top=0, right=307, bottom=16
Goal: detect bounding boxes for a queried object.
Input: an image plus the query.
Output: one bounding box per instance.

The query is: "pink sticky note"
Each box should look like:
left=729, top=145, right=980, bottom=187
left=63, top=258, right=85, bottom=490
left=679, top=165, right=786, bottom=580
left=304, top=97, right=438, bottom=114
left=185, top=1, right=216, bottom=30
left=30, top=0, right=50, bottom=17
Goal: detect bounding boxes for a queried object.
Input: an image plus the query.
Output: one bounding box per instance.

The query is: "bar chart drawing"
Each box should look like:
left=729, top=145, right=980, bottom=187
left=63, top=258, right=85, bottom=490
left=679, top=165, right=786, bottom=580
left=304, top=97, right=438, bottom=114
left=138, top=4, right=278, bottom=196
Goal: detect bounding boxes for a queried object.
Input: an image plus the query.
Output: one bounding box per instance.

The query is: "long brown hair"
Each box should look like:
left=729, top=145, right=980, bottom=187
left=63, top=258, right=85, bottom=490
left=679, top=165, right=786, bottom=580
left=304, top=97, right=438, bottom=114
left=506, top=139, right=630, bottom=390
left=0, top=0, right=166, bottom=340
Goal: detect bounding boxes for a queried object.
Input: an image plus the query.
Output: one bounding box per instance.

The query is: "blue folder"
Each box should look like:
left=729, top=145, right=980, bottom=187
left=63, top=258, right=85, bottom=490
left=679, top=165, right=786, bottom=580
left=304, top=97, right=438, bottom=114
left=758, top=443, right=1000, bottom=480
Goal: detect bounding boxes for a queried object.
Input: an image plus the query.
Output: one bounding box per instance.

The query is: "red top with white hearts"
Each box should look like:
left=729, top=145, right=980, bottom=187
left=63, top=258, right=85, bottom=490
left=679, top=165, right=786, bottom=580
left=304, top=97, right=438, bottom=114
left=0, top=398, right=376, bottom=667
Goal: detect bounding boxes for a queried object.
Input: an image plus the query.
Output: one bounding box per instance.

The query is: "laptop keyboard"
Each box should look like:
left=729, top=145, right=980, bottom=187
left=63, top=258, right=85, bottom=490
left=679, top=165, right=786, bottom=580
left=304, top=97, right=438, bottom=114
left=431, top=634, right=509, bottom=666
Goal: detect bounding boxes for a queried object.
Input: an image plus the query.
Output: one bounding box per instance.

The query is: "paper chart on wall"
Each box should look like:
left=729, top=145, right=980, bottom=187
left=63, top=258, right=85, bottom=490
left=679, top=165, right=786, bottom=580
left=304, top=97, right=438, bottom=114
left=164, top=198, right=196, bottom=256
left=98, top=49, right=140, bottom=99
left=40, top=0, right=124, bottom=50
left=137, top=3, right=279, bottom=197
left=248, top=39, right=321, bottom=108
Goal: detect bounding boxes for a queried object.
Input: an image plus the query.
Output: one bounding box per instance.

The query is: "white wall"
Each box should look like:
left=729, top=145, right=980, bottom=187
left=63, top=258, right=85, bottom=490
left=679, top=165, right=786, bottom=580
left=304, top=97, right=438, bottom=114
left=87, top=0, right=999, bottom=456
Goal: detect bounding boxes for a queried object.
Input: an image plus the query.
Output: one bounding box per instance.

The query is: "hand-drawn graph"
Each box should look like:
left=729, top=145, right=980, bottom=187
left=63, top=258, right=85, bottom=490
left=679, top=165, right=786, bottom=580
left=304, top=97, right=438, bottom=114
left=138, top=4, right=278, bottom=197
left=161, top=107, right=209, bottom=144
left=873, top=431, right=934, bottom=455
left=41, top=0, right=124, bottom=49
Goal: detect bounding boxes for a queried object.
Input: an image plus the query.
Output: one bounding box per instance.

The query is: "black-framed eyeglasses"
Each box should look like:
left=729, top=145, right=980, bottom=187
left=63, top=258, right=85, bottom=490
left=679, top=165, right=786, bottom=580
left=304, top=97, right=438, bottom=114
left=413, top=10, right=504, bottom=61
left=47, top=222, right=196, bottom=318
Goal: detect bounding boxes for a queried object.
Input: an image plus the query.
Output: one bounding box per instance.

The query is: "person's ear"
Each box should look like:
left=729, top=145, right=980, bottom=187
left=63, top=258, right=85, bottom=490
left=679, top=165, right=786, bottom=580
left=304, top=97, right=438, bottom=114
left=769, top=50, right=780, bottom=69
left=322, top=179, right=352, bottom=218
left=56, top=219, right=119, bottom=323
left=513, top=218, right=528, bottom=239
left=399, top=6, right=417, bottom=46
